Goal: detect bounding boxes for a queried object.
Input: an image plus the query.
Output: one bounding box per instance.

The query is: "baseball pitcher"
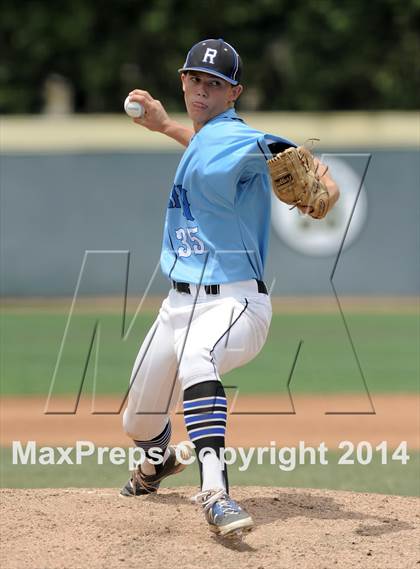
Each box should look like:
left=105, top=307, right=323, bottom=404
left=120, top=38, right=340, bottom=539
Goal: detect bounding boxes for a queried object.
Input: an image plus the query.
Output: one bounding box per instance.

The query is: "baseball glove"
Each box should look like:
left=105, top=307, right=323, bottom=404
left=267, top=146, right=330, bottom=219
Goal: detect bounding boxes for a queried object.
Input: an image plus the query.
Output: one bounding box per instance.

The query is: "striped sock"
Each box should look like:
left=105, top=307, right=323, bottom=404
left=133, top=420, right=172, bottom=475
left=183, top=380, right=228, bottom=492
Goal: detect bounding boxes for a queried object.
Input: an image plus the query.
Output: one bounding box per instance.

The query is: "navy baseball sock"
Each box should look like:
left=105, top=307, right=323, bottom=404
left=183, top=380, right=229, bottom=492
left=133, top=419, right=172, bottom=475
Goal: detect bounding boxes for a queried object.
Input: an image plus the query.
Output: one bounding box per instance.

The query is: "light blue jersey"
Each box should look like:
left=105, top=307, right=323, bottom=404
left=160, top=108, right=295, bottom=284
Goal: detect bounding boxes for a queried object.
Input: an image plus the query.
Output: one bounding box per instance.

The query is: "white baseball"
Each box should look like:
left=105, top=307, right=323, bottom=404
left=124, top=96, right=144, bottom=118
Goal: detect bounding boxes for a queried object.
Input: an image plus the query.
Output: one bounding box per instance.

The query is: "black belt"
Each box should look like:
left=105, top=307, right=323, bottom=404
left=171, top=280, right=268, bottom=295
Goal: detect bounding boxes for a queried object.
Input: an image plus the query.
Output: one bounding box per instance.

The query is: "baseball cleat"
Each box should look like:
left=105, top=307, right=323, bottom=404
left=192, top=489, right=254, bottom=538
left=120, top=444, right=193, bottom=497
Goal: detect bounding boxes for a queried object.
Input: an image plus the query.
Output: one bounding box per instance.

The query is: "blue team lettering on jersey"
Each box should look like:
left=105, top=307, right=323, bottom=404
left=168, top=184, right=195, bottom=221
left=160, top=108, right=295, bottom=284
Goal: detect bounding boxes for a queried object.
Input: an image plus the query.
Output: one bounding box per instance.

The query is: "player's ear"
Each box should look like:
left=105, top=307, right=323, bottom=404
left=180, top=72, right=187, bottom=93
left=230, top=84, right=243, bottom=103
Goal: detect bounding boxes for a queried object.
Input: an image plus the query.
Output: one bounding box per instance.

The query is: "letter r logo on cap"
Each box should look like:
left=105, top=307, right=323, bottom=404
left=202, top=48, right=217, bottom=64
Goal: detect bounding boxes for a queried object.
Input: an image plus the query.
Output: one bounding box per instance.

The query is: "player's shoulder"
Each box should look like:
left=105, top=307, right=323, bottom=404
left=205, top=111, right=263, bottom=145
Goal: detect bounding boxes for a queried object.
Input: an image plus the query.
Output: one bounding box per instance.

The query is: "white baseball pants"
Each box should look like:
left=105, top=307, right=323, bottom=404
left=122, top=280, right=272, bottom=441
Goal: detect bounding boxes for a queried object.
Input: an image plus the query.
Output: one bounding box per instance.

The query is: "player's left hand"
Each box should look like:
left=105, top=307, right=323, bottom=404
left=304, top=156, right=340, bottom=215
left=268, top=146, right=340, bottom=219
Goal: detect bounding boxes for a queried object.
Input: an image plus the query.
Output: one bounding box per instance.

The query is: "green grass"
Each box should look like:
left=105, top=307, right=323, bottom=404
left=0, top=311, right=418, bottom=396
left=1, top=447, right=418, bottom=497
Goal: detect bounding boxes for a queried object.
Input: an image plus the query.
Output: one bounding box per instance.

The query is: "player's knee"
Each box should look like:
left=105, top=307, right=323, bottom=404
left=122, top=409, right=166, bottom=441
left=178, top=348, right=216, bottom=387
left=122, top=410, right=139, bottom=439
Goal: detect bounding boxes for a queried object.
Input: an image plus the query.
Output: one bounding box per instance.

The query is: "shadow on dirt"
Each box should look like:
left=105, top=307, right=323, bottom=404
left=241, top=492, right=414, bottom=537
left=142, top=489, right=414, bottom=553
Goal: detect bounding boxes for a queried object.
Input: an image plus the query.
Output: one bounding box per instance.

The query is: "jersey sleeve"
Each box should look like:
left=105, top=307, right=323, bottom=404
left=239, top=132, right=297, bottom=180
left=198, top=119, right=297, bottom=201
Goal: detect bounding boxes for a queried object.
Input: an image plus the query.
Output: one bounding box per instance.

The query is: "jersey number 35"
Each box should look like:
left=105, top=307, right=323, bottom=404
left=175, top=226, right=205, bottom=257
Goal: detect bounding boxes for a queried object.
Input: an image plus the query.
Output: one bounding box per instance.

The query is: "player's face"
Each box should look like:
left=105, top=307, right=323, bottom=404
left=181, top=71, right=243, bottom=130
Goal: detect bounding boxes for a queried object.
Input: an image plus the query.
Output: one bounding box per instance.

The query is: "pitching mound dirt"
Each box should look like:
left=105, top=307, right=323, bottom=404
left=1, top=487, right=418, bottom=569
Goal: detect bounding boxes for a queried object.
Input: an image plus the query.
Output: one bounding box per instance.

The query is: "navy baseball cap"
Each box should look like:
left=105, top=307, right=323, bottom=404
left=178, top=38, right=242, bottom=85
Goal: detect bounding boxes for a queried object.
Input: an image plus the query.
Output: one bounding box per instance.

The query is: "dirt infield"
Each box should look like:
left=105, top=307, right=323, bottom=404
left=1, top=394, right=419, bottom=568
left=1, top=394, right=418, bottom=449
left=1, top=486, right=419, bottom=569
left=1, top=295, right=418, bottom=314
